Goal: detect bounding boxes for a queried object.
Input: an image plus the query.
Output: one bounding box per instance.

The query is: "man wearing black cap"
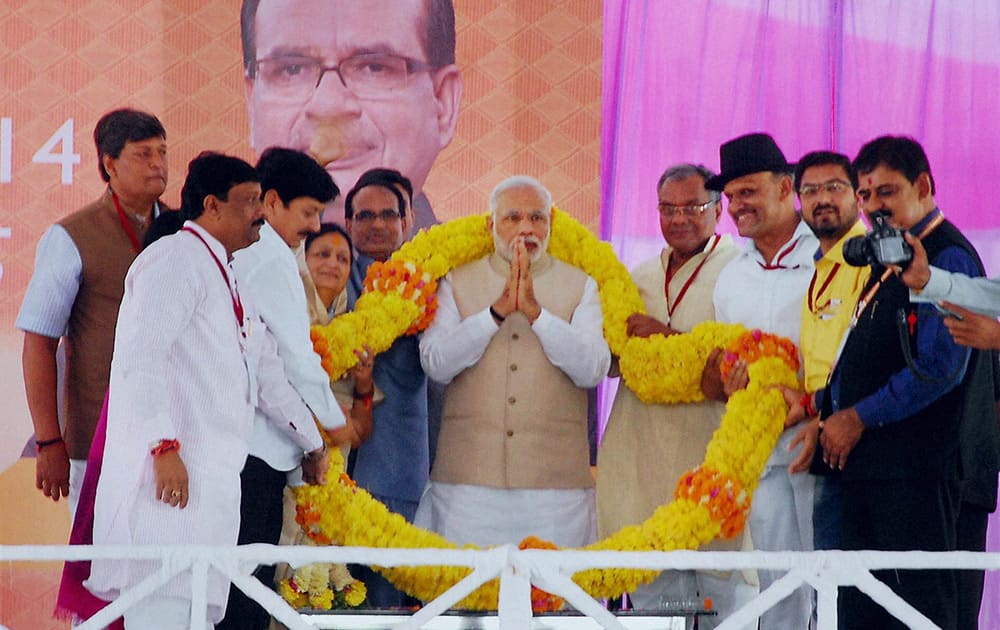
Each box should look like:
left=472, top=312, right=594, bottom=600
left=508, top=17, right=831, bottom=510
left=702, top=132, right=818, bottom=630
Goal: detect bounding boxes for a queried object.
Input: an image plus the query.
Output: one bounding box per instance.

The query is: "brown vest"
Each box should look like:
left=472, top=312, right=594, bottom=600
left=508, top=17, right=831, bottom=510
left=431, top=253, right=592, bottom=489
left=58, top=189, right=150, bottom=458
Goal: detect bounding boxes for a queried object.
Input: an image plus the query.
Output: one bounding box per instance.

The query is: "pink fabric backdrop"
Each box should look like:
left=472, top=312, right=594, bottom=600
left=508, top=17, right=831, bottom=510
left=600, top=0, right=1000, bottom=625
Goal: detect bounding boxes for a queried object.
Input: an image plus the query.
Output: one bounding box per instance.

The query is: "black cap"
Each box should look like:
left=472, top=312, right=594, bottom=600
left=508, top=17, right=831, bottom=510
left=705, top=132, right=792, bottom=191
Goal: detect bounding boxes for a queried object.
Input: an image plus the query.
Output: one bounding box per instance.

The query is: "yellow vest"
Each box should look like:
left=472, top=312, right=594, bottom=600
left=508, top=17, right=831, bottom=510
left=800, top=221, right=871, bottom=392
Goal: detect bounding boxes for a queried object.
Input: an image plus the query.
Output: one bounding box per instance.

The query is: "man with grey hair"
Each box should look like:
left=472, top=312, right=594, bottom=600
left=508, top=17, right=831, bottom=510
left=416, top=175, right=610, bottom=547
left=597, top=164, right=753, bottom=628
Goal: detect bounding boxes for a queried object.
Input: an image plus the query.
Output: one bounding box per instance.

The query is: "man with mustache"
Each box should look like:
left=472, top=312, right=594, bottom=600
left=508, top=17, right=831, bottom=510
left=797, top=136, right=993, bottom=630
left=416, top=175, right=610, bottom=547
left=783, top=151, right=870, bottom=552
left=86, top=153, right=329, bottom=628
left=17, top=108, right=168, bottom=516
left=342, top=169, right=429, bottom=607
left=703, top=133, right=818, bottom=630
left=218, top=147, right=344, bottom=629
left=240, top=0, right=462, bottom=228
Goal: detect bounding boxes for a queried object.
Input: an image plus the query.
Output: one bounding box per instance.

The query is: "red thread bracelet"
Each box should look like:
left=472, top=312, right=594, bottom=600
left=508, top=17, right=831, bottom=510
left=800, top=393, right=816, bottom=418
left=150, top=439, right=181, bottom=457
left=353, top=388, right=374, bottom=411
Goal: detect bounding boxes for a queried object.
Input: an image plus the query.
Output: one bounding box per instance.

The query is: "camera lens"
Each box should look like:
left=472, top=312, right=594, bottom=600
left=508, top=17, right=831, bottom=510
left=843, top=235, right=871, bottom=267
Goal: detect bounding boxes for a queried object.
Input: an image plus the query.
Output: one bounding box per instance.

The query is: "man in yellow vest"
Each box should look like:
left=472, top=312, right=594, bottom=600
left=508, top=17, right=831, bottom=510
left=784, top=151, right=869, bottom=552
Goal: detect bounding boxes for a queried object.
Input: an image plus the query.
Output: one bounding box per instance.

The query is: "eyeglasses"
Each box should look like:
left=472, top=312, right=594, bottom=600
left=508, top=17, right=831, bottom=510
left=658, top=199, right=717, bottom=218
left=498, top=210, right=549, bottom=225
left=798, top=180, right=852, bottom=199
left=251, top=53, right=433, bottom=102
left=353, top=209, right=403, bottom=223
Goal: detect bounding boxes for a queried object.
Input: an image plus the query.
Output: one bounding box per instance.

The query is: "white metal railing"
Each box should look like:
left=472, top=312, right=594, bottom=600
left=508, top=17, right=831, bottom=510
left=2, top=545, right=998, bottom=629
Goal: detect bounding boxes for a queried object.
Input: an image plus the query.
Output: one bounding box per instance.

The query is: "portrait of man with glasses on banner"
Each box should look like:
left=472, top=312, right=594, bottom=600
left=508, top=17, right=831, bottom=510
left=241, top=0, right=463, bottom=228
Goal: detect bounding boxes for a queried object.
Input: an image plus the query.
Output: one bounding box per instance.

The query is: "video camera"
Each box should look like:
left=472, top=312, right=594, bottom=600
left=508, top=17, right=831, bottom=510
left=843, top=210, right=913, bottom=268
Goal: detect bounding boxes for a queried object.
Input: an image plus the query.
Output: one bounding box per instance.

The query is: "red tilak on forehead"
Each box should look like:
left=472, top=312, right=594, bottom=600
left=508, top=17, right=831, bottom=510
left=866, top=176, right=873, bottom=187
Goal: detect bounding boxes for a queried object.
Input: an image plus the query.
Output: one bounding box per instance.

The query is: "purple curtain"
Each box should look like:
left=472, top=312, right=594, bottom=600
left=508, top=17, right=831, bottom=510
left=601, top=0, right=1000, bottom=624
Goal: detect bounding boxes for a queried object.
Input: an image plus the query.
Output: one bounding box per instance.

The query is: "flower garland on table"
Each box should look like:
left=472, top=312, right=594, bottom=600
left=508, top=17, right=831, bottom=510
left=302, top=208, right=801, bottom=609
left=278, top=562, right=367, bottom=610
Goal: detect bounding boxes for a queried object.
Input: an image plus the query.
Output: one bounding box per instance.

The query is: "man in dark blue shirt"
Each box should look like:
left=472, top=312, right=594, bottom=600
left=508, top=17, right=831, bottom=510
left=806, top=136, right=993, bottom=629
left=343, top=169, right=428, bottom=609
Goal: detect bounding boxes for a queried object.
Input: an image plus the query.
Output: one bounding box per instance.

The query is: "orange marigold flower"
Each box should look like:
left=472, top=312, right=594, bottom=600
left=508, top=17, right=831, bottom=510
left=674, top=466, right=750, bottom=539
left=339, top=472, right=357, bottom=489
left=720, top=328, right=799, bottom=380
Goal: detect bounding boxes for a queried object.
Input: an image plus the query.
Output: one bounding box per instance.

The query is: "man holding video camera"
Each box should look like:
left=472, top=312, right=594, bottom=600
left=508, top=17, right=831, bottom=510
left=791, top=136, right=993, bottom=629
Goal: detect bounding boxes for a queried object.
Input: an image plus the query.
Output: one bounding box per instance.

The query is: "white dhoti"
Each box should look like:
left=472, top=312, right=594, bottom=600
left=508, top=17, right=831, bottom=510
left=415, top=481, right=596, bottom=548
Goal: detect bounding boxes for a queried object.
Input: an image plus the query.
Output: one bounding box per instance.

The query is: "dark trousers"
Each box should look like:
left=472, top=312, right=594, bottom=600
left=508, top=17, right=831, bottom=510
left=216, top=456, right=287, bottom=630
left=955, top=501, right=990, bottom=630
left=812, top=475, right=842, bottom=550
left=838, top=478, right=960, bottom=630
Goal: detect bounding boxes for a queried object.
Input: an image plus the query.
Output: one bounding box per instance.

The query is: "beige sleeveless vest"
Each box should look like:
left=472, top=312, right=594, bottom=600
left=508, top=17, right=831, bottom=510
left=431, top=253, right=593, bottom=489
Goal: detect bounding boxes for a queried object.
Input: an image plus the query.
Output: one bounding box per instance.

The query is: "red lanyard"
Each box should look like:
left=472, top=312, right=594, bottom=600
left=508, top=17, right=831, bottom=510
left=182, top=227, right=246, bottom=337
left=757, top=236, right=802, bottom=270
left=112, top=191, right=143, bottom=253
left=807, top=262, right=841, bottom=313
left=665, top=234, right=721, bottom=319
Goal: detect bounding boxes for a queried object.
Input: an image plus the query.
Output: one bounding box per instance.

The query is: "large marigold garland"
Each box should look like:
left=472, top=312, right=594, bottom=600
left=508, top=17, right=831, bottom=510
left=302, top=208, right=800, bottom=609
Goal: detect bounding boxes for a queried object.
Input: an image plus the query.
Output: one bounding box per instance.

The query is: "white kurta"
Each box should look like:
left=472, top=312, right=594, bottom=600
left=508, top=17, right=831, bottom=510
left=711, top=219, right=818, bottom=630
left=233, top=222, right=344, bottom=475
left=711, top=219, right=817, bottom=467
left=86, top=222, right=322, bottom=623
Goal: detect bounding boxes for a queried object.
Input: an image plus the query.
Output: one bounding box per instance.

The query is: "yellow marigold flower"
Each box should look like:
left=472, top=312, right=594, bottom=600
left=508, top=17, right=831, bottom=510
left=344, top=581, right=367, bottom=607
left=308, top=588, right=335, bottom=610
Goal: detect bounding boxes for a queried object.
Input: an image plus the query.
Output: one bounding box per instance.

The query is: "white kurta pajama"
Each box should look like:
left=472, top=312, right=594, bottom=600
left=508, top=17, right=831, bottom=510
left=597, top=236, right=757, bottom=629
left=86, top=222, right=323, bottom=624
left=711, top=219, right=818, bottom=630
left=415, top=261, right=610, bottom=548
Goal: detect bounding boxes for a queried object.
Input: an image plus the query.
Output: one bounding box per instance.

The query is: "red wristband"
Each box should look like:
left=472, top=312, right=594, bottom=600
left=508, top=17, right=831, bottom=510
left=150, top=439, right=181, bottom=457
left=353, top=388, right=373, bottom=411
left=800, top=393, right=816, bottom=418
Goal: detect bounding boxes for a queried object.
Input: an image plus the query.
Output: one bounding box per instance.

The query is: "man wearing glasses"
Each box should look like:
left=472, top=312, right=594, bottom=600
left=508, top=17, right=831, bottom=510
left=417, top=176, right=610, bottom=550
left=795, top=137, right=991, bottom=629
left=240, top=0, right=462, bottom=227
left=597, top=165, right=752, bottom=629
left=781, top=152, right=869, bottom=553
left=342, top=169, right=429, bottom=608
left=703, top=133, right=819, bottom=630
